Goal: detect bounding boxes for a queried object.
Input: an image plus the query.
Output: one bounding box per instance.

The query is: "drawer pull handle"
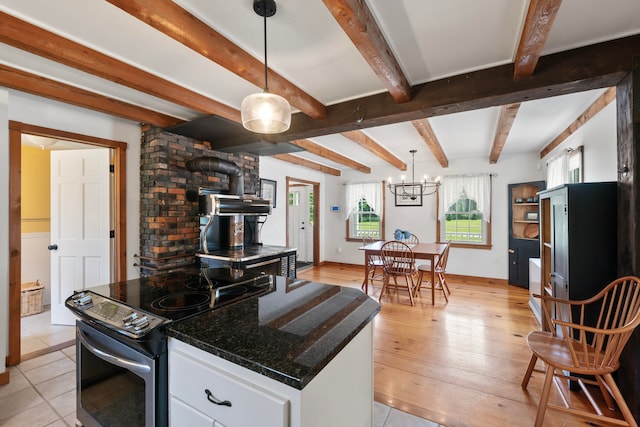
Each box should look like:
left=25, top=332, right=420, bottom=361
left=205, top=389, right=232, bottom=407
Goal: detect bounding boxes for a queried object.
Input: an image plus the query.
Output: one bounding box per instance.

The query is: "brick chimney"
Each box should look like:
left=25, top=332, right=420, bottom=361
left=138, top=125, right=259, bottom=273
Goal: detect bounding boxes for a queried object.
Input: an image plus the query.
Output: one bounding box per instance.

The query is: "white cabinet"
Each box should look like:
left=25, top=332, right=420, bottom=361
left=170, top=395, right=215, bottom=427
left=528, top=258, right=541, bottom=324
left=168, top=321, right=374, bottom=427
left=169, top=347, right=288, bottom=427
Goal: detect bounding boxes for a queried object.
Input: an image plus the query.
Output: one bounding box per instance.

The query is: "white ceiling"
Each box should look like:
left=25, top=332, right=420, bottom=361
left=2, top=0, right=640, bottom=171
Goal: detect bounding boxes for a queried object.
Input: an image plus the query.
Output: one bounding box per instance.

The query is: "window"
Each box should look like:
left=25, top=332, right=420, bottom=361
left=437, top=174, right=492, bottom=248
left=546, top=145, right=583, bottom=187
left=289, top=186, right=314, bottom=224
left=345, top=181, right=385, bottom=241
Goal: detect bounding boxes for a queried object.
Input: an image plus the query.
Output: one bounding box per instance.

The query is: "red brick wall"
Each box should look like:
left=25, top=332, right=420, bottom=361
left=139, top=125, right=259, bottom=273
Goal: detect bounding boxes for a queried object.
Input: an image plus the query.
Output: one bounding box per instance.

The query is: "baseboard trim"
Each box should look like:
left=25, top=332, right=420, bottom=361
left=21, top=340, right=75, bottom=362
left=0, top=369, right=9, bottom=386
left=318, top=261, right=509, bottom=286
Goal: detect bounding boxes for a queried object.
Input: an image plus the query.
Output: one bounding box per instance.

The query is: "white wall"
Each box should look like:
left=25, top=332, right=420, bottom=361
left=285, top=100, right=618, bottom=281
left=1, top=89, right=142, bottom=377
left=323, top=153, right=546, bottom=279
left=259, top=156, right=328, bottom=257
left=540, top=101, right=618, bottom=183
left=21, top=233, right=51, bottom=305
left=7, top=90, right=142, bottom=279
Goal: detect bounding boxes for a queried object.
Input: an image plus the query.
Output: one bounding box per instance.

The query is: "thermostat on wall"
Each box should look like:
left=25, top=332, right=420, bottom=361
left=331, top=205, right=339, bottom=212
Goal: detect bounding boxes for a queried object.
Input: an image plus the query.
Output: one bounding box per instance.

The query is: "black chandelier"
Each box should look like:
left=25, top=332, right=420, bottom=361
left=387, top=150, right=441, bottom=200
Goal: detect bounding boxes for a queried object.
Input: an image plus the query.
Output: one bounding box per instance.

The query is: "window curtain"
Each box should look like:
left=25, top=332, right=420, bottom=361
left=345, top=182, right=382, bottom=221
left=547, top=154, right=567, bottom=188
left=440, top=174, right=491, bottom=223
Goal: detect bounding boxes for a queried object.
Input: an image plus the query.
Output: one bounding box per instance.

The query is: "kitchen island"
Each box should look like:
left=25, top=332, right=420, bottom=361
left=167, top=275, right=380, bottom=427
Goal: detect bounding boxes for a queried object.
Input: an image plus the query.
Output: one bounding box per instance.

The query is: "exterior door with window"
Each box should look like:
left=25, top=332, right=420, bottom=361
left=289, top=185, right=312, bottom=263
left=50, top=148, right=111, bottom=325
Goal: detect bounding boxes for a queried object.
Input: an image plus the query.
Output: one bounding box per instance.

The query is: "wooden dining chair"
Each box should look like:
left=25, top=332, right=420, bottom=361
left=362, top=234, right=384, bottom=292
left=379, top=240, right=418, bottom=306
left=415, top=241, right=451, bottom=304
left=521, top=276, right=640, bottom=427
left=406, top=233, right=419, bottom=245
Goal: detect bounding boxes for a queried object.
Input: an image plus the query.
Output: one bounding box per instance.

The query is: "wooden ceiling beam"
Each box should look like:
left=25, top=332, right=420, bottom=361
left=514, top=0, right=563, bottom=78
left=105, top=0, right=327, bottom=120
left=0, top=65, right=182, bottom=128
left=340, top=130, right=406, bottom=170
left=272, top=154, right=341, bottom=176
left=489, top=103, right=521, bottom=164
left=322, top=0, right=411, bottom=103
left=0, top=11, right=239, bottom=123
left=411, top=119, right=449, bottom=168
left=540, top=87, right=616, bottom=158
left=290, top=139, right=371, bottom=173
left=268, top=34, right=637, bottom=143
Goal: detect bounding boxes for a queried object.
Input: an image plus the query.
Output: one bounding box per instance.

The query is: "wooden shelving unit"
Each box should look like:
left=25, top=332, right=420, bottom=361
left=508, top=181, right=545, bottom=288
left=511, top=185, right=540, bottom=241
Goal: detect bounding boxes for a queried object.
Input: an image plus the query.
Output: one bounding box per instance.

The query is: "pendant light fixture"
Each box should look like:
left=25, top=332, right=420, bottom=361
left=387, top=150, right=441, bottom=199
left=241, top=0, right=292, bottom=134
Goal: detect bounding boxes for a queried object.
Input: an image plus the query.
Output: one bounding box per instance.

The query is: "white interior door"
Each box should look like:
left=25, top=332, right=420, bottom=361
left=50, top=148, right=111, bottom=325
left=288, top=185, right=312, bottom=263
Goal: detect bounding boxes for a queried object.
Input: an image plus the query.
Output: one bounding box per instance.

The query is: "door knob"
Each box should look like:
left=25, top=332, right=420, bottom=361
left=508, top=249, right=515, bottom=254
left=47, top=244, right=58, bottom=251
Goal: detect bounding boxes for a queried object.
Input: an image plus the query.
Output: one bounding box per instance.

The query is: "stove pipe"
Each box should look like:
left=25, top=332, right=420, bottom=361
left=186, top=156, right=244, bottom=196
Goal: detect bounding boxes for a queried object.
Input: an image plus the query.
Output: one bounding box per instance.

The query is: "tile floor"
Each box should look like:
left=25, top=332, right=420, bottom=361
left=1, top=346, right=440, bottom=427
left=21, top=306, right=75, bottom=358
left=0, top=347, right=77, bottom=426
left=375, top=402, right=440, bottom=427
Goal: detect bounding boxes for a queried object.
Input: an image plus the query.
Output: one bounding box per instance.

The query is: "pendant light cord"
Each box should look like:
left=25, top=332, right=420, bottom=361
left=263, top=9, right=269, bottom=92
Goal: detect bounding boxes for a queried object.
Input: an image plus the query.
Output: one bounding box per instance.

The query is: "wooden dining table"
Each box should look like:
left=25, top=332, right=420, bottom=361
left=359, top=241, right=448, bottom=304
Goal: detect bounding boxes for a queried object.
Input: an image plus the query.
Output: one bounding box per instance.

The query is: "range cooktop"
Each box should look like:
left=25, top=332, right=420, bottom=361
left=66, top=267, right=275, bottom=338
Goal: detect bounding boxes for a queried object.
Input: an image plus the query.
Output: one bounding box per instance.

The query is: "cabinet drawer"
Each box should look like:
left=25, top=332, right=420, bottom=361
left=170, top=396, right=214, bottom=427
left=170, top=350, right=288, bottom=427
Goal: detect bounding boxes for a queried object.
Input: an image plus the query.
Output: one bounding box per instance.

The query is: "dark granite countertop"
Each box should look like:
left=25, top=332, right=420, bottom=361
left=167, top=276, right=380, bottom=390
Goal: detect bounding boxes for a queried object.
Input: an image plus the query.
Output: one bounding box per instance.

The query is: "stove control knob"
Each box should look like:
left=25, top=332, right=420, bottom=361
left=123, top=312, right=139, bottom=326
left=131, top=316, right=149, bottom=327
left=73, top=293, right=93, bottom=306
left=132, top=316, right=150, bottom=332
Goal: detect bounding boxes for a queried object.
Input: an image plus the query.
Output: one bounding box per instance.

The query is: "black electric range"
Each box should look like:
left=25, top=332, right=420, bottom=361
left=66, top=267, right=275, bottom=354
left=66, top=267, right=276, bottom=427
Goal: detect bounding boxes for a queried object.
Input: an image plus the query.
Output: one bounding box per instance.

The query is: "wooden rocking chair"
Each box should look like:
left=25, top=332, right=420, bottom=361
left=521, top=276, right=640, bottom=427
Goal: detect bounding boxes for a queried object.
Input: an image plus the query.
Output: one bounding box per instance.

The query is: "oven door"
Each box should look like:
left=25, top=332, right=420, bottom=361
left=76, top=321, right=166, bottom=427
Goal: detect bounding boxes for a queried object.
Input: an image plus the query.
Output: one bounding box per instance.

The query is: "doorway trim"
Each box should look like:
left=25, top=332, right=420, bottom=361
left=7, top=121, right=128, bottom=366
left=286, top=177, right=320, bottom=266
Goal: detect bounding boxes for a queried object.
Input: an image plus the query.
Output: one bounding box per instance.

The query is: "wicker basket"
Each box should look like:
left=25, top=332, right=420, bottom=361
left=21, top=280, right=44, bottom=317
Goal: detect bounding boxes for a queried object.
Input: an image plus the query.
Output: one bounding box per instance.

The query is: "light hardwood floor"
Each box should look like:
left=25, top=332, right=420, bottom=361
left=298, top=263, right=626, bottom=427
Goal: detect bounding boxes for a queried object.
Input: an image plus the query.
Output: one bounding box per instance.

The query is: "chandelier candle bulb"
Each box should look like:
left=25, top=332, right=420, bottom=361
left=387, top=150, right=441, bottom=199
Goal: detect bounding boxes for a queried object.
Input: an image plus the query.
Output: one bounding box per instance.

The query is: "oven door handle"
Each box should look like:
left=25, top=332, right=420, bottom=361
left=78, top=327, right=151, bottom=376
